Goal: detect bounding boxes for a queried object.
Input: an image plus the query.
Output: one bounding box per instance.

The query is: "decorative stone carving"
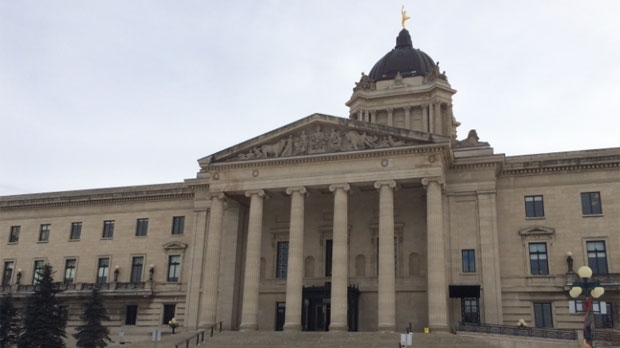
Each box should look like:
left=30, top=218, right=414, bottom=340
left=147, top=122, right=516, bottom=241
left=231, top=126, right=414, bottom=162
left=457, top=129, right=490, bottom=147
left=424, top=62, right=448, bottom=83
left=353, top=72, right=376, bottom=91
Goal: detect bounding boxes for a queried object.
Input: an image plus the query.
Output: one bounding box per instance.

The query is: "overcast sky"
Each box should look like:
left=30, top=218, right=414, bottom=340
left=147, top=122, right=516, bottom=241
left=1, top=1, right=619, bottom=196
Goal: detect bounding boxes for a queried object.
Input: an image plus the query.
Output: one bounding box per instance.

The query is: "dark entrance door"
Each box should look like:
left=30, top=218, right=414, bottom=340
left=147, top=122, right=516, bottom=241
left=275, top=302, right=286, bottom=331
left=302, top=283, right=359, bottom=331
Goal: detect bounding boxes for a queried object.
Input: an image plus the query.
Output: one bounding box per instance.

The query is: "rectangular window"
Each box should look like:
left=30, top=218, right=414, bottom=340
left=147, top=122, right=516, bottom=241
left=102, top=221, right=114, bottom=239
left=136, top=218, right=149, bottom=237
left=9, top=226, right=20, bottom=243
left=461, top=298, right=480, bottom=324
left=325, top=239, right=333, bottom=277
left=594, top=302, right=614, bottom=329
left=125, top=305, right=138, bottom=325
left=131, top=256, right=144, bottom=283
left=162, top=304, right=176, bottom=324
left=276, top=241, right=289, bottom=278
left=462, top=249, right=476, bottom=273
left=581, top=192, right=603, bottom=215
left=525, top=195, right=544, bottom=218
left=529, top=243, right=549, bottom=275
left=171, top=216, right=185, bottom=235
left=39, top=224, right=51, bottom=242
left=97, top=258, right=110, bottom=283
left=33, top=260, right=45, bottom=285
left=587, top=241, right=608, bottom=274
left=2, top=261, right=14, bottom=286
left=167, top=255, right=181, bottom=282
left=534, top=302, right=553, bottom=328
left=64, top=259, right=77, bottom=283
left=70, top=222, right=82, bottom=240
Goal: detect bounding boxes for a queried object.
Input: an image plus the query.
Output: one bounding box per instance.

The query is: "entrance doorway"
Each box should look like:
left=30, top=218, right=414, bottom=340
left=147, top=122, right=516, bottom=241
left=301, top=284, right=359, bottom=331
left=275, top=302, right=286, bottom=331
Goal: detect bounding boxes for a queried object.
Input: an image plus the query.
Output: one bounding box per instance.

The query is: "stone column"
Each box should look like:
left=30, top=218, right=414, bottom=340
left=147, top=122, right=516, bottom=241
left=329, top=183, right=350, bottom=331
left=404, top=106, right=411, bottom=130
left=283, top=186, right=307, bottom=331
left=199, top=193, right=225, bottom=328
left=422, top=105, right=429, bottom=133
left=239, top=190, right=266, bottom=331
left=429, top=103, right=435, bottom=134
left=422, top=177, right=448, bottom=331
left=387, top=108, right=394, bottom=127
left=374, top=180, right=397, bottom=332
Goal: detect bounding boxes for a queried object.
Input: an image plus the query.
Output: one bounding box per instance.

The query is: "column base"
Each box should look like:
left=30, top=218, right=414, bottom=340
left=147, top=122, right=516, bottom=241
left=377, top=324, right=396, bottom=332
left=239, top=323, right=258, bottom=331
left=283, top=323, right=302, bottom=331
left=328, top=323, right=348, bottom=332
left=427, top=325, right=450, bottom=333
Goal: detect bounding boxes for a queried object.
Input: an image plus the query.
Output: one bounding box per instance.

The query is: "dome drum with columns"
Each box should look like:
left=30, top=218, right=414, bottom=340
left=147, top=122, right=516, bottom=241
left=347, top=28, right=460, bottom=146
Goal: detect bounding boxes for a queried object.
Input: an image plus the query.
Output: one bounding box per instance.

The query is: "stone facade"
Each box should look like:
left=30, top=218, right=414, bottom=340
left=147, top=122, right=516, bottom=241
left=1, top=28, right=619, bottom=335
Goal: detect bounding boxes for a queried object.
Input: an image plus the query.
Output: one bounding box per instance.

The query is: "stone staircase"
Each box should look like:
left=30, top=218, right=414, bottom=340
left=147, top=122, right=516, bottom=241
left=67, top=330, right=584, bottom=348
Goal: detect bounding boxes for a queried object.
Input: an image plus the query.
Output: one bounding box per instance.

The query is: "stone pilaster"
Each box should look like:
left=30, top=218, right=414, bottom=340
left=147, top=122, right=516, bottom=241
left=185, top=202, right=209, bottom=329
left=329, top=183, right=350, bottom=331
left=422, top=177, right=448, bottom=331
left=283, top=186, right=307, bottom=331
left=387, top=108, right=393, bottom=127
left=477, top=191, right=503, bottom=324
left=374, top=180, right=397, bottom=332
left=239, top=189, right=266, bottom=331
left=199, top=193, right=225, bottom=328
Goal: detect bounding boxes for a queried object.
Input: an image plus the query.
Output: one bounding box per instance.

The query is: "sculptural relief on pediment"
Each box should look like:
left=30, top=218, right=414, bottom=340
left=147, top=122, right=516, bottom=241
left=227, top=125, right=417, bottom=162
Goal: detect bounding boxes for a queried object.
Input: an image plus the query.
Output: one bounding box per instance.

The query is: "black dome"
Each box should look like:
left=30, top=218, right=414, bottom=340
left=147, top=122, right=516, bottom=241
left=368, top=29, right=436, bottom=81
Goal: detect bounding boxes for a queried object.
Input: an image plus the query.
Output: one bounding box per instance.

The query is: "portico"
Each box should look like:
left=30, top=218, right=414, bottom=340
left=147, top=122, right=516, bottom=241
left=185, top=116, right=453, bottom=332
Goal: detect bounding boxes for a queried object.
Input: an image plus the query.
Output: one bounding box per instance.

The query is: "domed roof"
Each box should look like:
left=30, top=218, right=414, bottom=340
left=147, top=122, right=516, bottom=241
left=368, top=29, right=436, bottom=81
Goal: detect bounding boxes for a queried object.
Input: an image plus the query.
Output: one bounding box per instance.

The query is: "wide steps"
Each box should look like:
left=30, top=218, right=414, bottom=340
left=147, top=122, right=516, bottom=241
left=199, top=331, right=499, bottom=348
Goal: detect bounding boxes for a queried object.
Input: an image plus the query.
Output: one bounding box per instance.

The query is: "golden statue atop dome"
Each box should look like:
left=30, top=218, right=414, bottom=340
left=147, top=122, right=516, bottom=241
left=401, top=5, right=411, bottom=28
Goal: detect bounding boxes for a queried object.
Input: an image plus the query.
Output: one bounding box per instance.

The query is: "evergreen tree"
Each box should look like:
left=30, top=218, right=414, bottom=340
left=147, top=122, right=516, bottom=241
left=73, top=288, right=111, bottom=348
left=17, top=264, right=67, bottom=348
left=0, top=293, right=20, bottom=348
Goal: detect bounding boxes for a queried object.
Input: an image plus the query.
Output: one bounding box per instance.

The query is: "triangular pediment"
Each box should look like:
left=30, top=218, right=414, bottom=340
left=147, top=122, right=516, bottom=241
left=200, top=113, right=444, bottom=164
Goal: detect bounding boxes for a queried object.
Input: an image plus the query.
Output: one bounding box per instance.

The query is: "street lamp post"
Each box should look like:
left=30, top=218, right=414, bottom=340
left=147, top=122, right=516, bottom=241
left=569, top=266, right=605, bottom=348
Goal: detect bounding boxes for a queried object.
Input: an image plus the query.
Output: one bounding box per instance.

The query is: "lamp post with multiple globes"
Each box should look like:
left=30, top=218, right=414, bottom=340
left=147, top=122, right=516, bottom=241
left=569, top=265, right=605, bottom=348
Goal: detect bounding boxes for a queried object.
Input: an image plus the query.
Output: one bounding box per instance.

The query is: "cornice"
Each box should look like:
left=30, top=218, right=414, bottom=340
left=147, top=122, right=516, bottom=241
left=501, top=160, right=619, bottom=176
left=1, top=188, right=194, bottom=210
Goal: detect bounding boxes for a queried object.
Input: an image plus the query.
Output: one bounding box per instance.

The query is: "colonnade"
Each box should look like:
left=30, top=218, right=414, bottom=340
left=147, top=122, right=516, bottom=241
left=200, top=177, right=448, bottom=332
left=354, top=103, right=447, bottom=135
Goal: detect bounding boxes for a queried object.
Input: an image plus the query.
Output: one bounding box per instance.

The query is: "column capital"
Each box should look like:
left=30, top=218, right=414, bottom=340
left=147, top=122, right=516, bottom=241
left=208, top=191, right=226, bottom=200
left=421, top=177, right=445, bottom=189
left=245, top=189, right=267, bottom=198
left=285, top=186, right=308, bottom=196
left=374, top=180, right=397, bottom=190
left=329, top=183, right=351, bottom=193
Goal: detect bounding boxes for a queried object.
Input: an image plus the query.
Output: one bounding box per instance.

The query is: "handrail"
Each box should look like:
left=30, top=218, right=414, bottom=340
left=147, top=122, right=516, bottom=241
left=174, top=321, right=223, bottom=348
left=458, top=322, right=577, bottom=340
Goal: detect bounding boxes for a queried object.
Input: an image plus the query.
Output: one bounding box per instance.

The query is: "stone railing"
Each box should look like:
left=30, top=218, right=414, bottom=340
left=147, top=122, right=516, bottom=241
left=593, top=329, right=620, bottom=346
left=2, top=281, right=155, bottom=296
left=458, top=322, right=577, bottom=340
